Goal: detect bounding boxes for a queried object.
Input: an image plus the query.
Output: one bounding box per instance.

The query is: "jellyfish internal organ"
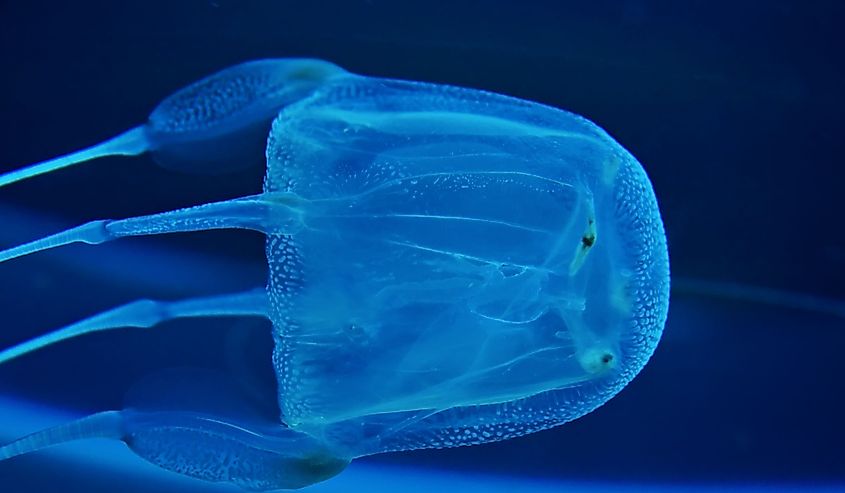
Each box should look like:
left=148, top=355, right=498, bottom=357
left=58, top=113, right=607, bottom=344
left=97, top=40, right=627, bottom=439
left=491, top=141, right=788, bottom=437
left=0, top=59, right=670, bottom=490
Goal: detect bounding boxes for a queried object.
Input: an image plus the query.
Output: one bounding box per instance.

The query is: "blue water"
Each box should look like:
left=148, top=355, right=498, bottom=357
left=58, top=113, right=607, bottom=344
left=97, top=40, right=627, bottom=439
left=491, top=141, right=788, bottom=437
left=1, top=1, right=843, bottom=491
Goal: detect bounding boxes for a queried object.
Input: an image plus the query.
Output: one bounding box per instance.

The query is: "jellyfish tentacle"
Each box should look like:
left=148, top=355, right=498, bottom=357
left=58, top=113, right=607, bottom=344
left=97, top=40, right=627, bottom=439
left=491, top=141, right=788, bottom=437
left=0, top=407, right=348, bottom=490
left=672, top=277, right=845, bottom=319
left=0, top=410, right=123, bottom=460
left=0, top=288, right=269, bottom=365
left=0, top=127, right=149, bottom=188
left=0, top=191, right=307, bottom=264
left=0, top=59, right=347, bottom=190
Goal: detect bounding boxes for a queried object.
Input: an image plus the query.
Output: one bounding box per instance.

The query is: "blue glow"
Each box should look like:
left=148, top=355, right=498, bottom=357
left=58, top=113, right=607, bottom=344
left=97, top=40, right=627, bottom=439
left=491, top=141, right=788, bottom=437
left=0, top=59, right=347, bottom=187
left=0, top=60, right=670, bottom=489
left=1, top=395, right=841, bottom=493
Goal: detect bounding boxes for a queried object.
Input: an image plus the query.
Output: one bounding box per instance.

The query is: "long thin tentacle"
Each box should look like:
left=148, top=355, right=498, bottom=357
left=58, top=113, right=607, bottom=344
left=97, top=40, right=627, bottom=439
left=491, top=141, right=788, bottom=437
left=0, top=191, right=305, bottom=264
left=0, top=411, right=123, bottom=460
left=672, top=277, right=845, bottom=319
left=0, top=288, right=269, bottom=365
left=0, top=127, right=150, bottom=189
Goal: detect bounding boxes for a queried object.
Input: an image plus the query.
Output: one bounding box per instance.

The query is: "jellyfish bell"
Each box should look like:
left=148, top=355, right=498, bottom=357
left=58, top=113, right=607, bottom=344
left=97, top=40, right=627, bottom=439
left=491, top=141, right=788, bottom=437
left=0, top=60, right=670, bottom=489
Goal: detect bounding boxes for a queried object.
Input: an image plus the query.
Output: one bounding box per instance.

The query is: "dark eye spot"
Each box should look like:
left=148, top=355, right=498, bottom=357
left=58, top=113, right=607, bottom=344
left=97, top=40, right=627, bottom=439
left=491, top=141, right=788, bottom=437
left=600, top=353, right=614, bottom=364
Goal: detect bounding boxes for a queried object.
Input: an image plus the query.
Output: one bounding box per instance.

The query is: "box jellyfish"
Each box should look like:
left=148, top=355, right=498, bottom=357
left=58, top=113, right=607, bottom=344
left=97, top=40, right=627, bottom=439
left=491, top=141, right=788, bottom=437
left=0, top=60, right=670, bottom=490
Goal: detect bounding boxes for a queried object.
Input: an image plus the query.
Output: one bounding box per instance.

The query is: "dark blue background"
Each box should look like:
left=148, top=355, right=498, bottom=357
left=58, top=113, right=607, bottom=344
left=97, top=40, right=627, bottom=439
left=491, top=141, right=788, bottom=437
left=0, top=0, right=843, bottom=489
